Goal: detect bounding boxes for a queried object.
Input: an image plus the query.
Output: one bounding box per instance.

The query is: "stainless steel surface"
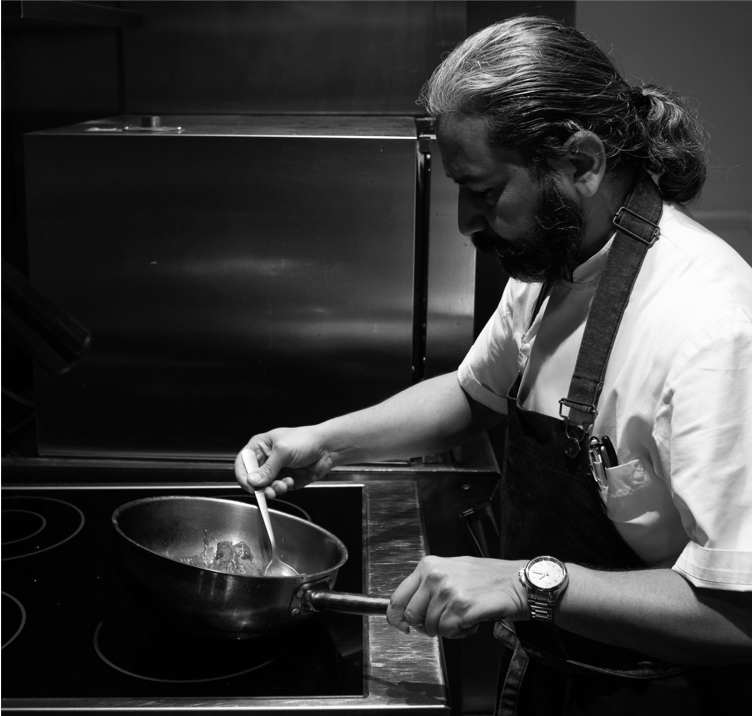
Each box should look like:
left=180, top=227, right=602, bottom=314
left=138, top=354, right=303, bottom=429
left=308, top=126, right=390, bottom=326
left=304, top=588, right=391, bottom=615
left=2, top=0, right=142, bottom=28
left=25, top=115, right=424, bottom=459
left=121, top=1, right=465, bottom=115
left=3, top=477, right=449, bottom=714
left=364, top=480, right=449, bottom=714
left=1, top=257, right=92, bottom=375
left=141, top=114, right=160, bottom=128
left=113, top=495, right=392, bottom=639
left=425, top=134, right=477, bottom=379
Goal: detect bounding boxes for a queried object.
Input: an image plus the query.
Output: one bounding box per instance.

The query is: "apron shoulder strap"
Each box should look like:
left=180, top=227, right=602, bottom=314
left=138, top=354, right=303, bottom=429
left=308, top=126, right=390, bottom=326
left=559, top=176, right=663, bottom=422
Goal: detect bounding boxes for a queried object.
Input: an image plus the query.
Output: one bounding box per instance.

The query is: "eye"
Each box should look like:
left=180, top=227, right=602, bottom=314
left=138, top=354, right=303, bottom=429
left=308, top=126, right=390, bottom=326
left=472, top=187, right=498, bottom=202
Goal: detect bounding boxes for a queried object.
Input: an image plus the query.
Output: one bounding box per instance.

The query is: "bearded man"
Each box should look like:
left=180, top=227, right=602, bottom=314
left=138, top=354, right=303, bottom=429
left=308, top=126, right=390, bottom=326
left=236, top=16, right=752, bottom=714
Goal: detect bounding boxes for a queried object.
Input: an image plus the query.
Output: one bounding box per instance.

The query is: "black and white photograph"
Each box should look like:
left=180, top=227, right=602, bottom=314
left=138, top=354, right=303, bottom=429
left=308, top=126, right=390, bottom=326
left=2, top=1, right=751, bottom=714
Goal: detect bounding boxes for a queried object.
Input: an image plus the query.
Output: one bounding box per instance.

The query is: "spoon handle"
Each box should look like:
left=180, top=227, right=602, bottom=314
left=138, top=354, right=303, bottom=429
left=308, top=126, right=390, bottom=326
left=240, top=448, right=298, bottom=576
left=240, top=448, right=277, bottom=551
left=254, top=487, right=278, bottom=553
left=240, top=448, right=259, bottom=493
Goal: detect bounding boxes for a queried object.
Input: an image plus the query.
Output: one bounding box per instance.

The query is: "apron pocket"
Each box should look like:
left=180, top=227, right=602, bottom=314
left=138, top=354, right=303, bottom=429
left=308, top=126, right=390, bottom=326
left=603, top=459, right=649, bottom=523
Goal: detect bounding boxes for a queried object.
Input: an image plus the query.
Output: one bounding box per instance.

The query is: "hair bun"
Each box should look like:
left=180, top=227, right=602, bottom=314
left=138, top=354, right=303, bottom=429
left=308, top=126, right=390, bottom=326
left=629, top=86, right=651, bottom=117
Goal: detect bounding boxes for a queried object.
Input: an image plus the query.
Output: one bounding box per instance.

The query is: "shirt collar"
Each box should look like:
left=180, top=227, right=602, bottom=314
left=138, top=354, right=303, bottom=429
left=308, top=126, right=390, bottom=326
left=569, top=231, right=617, bottom=284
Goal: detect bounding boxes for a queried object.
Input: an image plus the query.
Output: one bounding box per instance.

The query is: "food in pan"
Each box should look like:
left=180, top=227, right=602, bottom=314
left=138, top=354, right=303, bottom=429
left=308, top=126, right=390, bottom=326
left=164, top=534, right=262, bottom=576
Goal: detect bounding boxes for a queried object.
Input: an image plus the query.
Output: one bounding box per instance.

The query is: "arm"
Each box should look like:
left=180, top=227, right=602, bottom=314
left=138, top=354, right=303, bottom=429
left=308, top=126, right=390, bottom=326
left=558, top=564, right=752, bottom=664
left=317, top=370, right=501, bottom=465
left=236, top=371, right=502, bottom=497
left=386, top=557, right=752, bottom=665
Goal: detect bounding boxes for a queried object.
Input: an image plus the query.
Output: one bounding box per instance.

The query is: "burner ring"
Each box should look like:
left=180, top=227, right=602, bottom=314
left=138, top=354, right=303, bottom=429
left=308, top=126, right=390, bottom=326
left=93, top=601, right=285, bottom=684
left=1, top=510, right=46, bottom=545
left=1, top=592, right=27, bottom=650
left=1, top=497, right=84, bottom=561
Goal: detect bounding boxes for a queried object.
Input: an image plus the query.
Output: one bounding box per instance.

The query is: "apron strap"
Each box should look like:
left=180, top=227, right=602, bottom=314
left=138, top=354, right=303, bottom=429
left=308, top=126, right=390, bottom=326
left=494, top=621, right=530, bottom=716
left=559, top=176, right=663, bottom=421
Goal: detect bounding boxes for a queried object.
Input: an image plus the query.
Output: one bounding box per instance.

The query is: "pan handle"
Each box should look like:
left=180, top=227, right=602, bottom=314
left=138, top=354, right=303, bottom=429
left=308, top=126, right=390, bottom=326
left=304, top=589, right=390, bottom=615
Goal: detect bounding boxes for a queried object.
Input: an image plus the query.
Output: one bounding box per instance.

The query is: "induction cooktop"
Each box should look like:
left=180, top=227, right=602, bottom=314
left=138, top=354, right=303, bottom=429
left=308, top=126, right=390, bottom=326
left=2, top=483, right=364, bottom=706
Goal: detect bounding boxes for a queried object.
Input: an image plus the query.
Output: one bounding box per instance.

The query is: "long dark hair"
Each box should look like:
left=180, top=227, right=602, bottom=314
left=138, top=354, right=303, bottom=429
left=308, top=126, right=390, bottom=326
left=421, top=16, right=708, bottom=204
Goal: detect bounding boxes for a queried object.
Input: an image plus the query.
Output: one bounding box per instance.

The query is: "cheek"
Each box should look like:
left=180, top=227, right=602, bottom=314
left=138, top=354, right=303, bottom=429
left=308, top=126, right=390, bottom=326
left=489, top=196, right=538, bottom=236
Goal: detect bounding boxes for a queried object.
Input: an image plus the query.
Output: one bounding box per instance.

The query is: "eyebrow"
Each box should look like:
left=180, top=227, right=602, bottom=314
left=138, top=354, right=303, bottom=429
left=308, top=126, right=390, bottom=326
left=447, top=173, right=479, bottom=185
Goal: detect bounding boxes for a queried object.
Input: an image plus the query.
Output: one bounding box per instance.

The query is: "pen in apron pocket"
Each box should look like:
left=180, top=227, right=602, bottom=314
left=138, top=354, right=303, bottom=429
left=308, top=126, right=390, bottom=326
left=601, top=435, right=618, bottom=468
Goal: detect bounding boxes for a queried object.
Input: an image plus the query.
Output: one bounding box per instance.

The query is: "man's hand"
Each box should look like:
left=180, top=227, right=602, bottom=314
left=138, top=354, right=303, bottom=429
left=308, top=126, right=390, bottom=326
left=235, top=426, right=334, bottom=499
left=387, top=556, right=529, bottom=639
left=234, top=373, right=501, bottom=500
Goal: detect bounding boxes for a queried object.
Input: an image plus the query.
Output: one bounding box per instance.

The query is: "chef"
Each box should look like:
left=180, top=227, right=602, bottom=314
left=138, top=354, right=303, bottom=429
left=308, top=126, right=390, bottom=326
left=236, top=16, right=752, bottom=714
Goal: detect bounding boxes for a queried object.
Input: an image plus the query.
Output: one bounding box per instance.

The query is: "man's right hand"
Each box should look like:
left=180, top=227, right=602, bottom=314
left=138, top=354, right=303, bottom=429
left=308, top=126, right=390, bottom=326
left=234, top=427, right=335, bottom=499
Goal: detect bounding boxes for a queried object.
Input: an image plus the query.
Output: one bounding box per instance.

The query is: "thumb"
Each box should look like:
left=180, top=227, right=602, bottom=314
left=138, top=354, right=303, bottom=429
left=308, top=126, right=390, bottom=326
left=386, top=569, right=421, bottom=635
left=238, top=448, right=261, bottom=490
left=241, top=445, right=286, bottom=488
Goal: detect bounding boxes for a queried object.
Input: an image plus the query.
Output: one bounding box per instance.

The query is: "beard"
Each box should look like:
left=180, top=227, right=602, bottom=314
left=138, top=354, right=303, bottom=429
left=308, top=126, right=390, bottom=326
left=471, top=175, right=585, bottom=284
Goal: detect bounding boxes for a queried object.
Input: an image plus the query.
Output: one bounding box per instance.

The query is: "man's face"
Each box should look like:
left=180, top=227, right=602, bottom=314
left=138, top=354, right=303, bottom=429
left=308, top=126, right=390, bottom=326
left=437, top=113, right=585, bottom=283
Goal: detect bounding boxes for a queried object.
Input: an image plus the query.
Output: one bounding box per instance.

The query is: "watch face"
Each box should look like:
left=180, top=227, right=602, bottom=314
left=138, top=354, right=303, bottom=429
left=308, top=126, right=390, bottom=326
left=526, top=558, right=566, bottom=590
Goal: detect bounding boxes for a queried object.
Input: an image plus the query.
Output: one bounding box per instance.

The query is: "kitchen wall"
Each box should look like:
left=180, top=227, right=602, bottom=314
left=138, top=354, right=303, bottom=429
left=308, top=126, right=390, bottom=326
left=2, top=1, right=565, bottom=420
left=121, top=0, right=463, bottom=114
left=2, top=1, right=127, bottom=425
left=576, top=0, right=752, bottom=265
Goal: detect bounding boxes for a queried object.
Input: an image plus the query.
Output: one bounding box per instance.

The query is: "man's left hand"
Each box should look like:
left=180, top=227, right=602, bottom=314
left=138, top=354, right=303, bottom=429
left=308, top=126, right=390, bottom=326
left=386, top=556, right=529, bottom=639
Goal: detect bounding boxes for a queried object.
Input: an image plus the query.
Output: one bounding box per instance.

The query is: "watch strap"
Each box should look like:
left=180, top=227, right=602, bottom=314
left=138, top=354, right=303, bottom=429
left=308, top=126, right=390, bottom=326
left=527, top=593, right=557, bottom=622
left=518, top=563, right=565, bottom=623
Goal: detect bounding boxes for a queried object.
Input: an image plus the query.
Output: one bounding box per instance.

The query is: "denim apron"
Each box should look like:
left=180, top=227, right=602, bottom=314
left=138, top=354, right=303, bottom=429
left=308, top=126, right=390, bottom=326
left=494, top=177, right=747, bottom=715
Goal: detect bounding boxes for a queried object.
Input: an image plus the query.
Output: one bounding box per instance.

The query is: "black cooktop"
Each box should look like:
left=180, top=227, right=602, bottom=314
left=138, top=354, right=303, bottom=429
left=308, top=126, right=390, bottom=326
left=1, top=482, right=365, bottom=706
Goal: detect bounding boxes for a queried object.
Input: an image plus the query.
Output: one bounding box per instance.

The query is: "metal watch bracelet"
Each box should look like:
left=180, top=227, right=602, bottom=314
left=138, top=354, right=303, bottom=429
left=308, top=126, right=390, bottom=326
left=527, top=594, right=557, bottom=622
left=518, top=565, right=560, bottom=623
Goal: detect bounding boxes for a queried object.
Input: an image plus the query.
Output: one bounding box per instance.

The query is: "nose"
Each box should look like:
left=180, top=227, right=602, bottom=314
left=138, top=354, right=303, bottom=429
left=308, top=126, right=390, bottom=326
left=457, top=186, right=487, bottom=237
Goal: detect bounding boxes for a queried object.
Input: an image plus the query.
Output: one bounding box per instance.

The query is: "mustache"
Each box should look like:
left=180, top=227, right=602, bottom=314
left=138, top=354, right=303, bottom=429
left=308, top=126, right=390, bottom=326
left=468, top=177, right=586, bottom=283
left=470, top=230, right=525, bottom=257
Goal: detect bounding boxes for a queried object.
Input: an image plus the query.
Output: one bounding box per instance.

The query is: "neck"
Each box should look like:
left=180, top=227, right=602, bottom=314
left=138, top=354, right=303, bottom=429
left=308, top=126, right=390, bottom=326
left=577, top=174, right=637, bottom=263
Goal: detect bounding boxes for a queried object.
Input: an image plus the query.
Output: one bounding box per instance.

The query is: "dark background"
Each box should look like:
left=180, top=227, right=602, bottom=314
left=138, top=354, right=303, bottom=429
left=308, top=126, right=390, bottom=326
left=1, top=0, right=575, bottom=451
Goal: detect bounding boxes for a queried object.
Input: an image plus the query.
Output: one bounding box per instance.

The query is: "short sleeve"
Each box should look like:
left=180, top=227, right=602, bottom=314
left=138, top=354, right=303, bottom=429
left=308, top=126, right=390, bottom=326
left=654, top=316, right=752, bottom=591
left=457, top=283, right=520, bottom=414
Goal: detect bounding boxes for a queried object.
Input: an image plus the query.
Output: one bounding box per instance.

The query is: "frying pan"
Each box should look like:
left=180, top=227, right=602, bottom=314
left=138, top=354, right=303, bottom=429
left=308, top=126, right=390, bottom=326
left=112, top=496, right=390, bottom=639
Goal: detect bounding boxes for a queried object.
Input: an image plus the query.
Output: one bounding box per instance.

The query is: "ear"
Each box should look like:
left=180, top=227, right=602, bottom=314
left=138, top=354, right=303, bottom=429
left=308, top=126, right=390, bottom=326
left=547, top=131, right=607, bottom=198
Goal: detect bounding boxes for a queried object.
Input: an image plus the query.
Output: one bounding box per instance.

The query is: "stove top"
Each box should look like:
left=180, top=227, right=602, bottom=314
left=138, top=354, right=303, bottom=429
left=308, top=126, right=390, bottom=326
left=1, top=471, right=448, bottom=714
left=2, top=484, right=364, bottom=703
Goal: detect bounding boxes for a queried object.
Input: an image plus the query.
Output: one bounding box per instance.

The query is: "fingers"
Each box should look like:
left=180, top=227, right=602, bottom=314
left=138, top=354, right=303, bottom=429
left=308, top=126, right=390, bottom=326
left=249, top=446, right=286, bottom=488
left=235, top=445, right=265, bottom=493
left=263, top=476, right=296, bottom=498
left=386, top=556, right=512, bottom=640
left=235, top=427, right=329, bottom=499
left=387, top=568, right=422, bottom=635
left=235, top=438, right=284, bottom=491
left=239, top=447, right=258, bottom=480
left=235, top=435, right=316, bottom=499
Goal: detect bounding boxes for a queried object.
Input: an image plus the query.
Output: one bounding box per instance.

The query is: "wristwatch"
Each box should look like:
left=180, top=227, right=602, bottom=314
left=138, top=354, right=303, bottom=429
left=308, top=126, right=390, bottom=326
left=518, top=556, right=569, bottom=623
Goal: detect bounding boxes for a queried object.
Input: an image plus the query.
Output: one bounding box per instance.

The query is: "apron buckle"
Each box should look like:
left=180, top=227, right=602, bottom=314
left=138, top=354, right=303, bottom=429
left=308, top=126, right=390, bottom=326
left=613, top=205, right=660, bottom=246
left=559, top=400, right=596, bottom=458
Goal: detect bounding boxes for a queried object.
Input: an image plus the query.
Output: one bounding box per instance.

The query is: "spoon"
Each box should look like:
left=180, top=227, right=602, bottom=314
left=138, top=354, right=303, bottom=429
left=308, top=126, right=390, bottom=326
left=240, top=449, right=299, bottom=577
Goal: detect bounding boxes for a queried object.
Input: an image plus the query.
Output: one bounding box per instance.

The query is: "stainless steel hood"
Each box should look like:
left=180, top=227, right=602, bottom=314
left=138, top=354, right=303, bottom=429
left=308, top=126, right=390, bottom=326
left=24, top=115, right=476, bottom=460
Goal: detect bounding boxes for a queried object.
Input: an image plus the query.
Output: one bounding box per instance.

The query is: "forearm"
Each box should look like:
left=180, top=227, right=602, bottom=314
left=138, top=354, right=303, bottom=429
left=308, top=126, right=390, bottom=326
left=555, top=564, right=752, bottom=664
left=315, top=372, right=501, bottom=467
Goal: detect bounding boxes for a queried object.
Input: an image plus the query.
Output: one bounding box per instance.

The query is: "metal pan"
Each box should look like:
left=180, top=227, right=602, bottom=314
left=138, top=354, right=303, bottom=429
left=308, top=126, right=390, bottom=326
left=112, top=496, right=389, bottom=639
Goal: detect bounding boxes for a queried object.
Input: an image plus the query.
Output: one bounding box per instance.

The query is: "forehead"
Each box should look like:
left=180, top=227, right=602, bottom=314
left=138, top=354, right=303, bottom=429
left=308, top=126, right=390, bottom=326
left=436, top=113, right=527, bottom=182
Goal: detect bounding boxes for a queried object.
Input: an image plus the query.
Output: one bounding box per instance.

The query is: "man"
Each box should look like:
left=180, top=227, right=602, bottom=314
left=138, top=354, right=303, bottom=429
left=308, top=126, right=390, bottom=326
left=236, top=16, right=752, bottom=714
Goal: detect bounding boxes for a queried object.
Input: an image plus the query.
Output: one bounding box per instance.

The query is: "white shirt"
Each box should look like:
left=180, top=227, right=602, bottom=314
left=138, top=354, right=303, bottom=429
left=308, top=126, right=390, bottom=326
left=458, top=203, right=752, bottom=591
